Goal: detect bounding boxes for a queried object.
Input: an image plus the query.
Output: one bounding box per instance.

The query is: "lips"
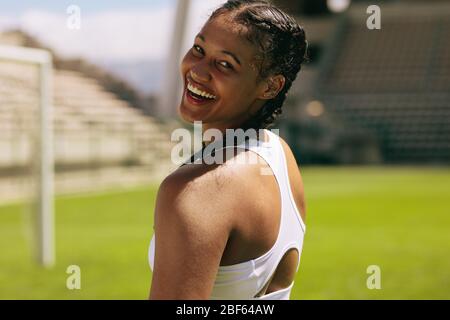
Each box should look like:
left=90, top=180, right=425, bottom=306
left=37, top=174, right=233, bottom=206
left=185, top=86, right=215, bottom=106
left=186, top=76, right=217, bottom=97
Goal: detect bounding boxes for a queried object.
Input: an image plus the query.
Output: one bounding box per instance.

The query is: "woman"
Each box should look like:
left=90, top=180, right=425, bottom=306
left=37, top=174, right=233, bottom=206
left=149, top=0, right=308, bottom=300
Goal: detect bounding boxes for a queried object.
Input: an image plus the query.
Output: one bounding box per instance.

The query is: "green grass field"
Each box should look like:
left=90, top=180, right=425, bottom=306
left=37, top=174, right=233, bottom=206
left=1, top=166, right=449, bottom=299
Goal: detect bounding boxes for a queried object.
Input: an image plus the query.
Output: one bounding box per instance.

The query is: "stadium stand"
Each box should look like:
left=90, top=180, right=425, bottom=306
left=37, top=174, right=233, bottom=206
left=280, top=1, right=450, bottom=164
left=0, top=31, right=177, bottom=202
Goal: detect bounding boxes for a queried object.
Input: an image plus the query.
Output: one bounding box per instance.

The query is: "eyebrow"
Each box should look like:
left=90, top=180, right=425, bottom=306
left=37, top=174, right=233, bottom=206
left=196, top=34, right=242, bottom=66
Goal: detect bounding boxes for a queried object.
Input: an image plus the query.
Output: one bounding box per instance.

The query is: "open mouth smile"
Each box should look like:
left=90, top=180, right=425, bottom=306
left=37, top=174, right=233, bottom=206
left=185, top=78, right=217, bottom=105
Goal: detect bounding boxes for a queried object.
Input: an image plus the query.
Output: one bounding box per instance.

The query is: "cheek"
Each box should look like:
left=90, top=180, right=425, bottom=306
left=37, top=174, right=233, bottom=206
left=214, top=82, right=259, bottom=118
left=218, top=77, right=257, bottom=103
left=180, top=52, right=194, bottom=75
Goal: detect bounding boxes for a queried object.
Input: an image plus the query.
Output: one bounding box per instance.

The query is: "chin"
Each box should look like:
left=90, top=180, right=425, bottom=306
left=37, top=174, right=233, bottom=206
left=178, top=96, right=216, bottom=124
left=177, top=105, right=194, bottom=124
left=177, top=102, right=202, bottom=124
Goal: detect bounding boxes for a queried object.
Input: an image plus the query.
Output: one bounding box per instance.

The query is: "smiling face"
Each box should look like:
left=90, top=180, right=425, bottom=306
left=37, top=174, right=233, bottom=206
left=178, top=16, right=279, bottom=133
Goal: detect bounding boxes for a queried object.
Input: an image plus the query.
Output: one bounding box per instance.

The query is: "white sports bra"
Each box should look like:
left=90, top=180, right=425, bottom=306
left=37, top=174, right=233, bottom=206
left=148, top=129, right=306, bottom=299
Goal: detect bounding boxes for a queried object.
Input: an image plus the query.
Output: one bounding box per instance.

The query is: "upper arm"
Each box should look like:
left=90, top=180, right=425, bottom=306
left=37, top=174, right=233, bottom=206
left=149, top=169, right=234, bottom=299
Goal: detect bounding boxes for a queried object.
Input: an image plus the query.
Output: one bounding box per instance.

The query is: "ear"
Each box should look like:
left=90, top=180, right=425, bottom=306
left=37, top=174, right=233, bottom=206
left=257, top=75, right=286, bottom=100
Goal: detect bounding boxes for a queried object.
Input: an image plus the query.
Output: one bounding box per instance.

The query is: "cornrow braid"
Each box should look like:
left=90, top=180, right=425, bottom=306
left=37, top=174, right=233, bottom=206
left=209, top=0, right=308, bottom=129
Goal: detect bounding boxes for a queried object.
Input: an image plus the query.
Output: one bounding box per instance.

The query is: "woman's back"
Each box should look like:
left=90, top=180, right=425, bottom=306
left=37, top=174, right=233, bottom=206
left=149, top=129, right=306, bottom=299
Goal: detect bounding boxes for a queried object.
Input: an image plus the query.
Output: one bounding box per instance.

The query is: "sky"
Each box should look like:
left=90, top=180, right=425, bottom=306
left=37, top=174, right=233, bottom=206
left=0, top=0, right=224, bottom=63
left=0, top=0, right=171, bottom=15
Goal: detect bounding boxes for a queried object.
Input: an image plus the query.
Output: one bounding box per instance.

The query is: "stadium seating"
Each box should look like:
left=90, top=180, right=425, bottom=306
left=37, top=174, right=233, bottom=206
left=289, top=2, right=450, bottom=163
left=0, top=32, right=177, bottom=201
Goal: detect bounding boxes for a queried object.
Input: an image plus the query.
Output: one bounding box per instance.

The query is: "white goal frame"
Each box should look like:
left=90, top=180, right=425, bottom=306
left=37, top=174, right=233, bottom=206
left=0, top=45, right=54, bottom=268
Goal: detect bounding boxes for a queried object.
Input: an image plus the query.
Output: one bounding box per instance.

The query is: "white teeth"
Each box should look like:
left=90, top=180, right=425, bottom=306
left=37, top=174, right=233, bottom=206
left=187, top=82, right=216, bottom=99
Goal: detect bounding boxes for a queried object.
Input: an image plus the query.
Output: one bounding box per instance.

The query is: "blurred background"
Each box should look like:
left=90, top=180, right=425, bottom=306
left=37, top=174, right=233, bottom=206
left=0, top=0, right=449, bottom=299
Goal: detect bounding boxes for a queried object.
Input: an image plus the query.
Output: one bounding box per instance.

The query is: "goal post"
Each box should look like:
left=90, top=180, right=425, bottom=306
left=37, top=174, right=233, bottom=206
left=0, top=45, right=55, bottom=268
left=158, top=0, right=191, bottom=117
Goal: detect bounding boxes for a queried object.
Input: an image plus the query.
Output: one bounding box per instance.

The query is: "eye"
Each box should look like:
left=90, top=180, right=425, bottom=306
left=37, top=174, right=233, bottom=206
left=192, top=44, right=234, bottom=70
left=218, top=61, right=234, bottom=70
left=192, top=44, right=203, bottom=55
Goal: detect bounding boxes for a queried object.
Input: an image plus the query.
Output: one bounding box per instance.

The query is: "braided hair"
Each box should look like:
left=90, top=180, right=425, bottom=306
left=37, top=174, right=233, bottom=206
left=209, top=0, right=308, bottom=129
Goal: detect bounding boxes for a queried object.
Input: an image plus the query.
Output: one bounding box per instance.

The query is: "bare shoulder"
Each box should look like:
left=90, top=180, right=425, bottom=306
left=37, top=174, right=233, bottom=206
left=151, top=160, right=253, bottom=299
left=155, top=156, right=259, bottom=233
left=278, top=136, right=307, bottom=221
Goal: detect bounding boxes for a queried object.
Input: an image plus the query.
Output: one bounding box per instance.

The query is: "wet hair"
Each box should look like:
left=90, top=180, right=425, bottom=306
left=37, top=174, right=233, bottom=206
left=208, top=0, right=308, bottom=129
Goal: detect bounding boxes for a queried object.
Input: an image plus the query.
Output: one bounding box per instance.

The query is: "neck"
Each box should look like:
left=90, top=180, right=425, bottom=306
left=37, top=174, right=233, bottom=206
left=201, top=120, right=254, bottom=147
left=200, top=123, right=263, bottom=150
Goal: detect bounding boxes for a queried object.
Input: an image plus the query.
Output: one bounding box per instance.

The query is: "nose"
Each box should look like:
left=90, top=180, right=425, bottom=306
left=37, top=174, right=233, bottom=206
left=190, top=63, right=211, bottom=83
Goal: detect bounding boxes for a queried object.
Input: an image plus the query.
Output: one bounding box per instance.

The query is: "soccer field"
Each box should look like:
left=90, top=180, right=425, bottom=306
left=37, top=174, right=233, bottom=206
left=1, top=166, right=449, bottom=299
